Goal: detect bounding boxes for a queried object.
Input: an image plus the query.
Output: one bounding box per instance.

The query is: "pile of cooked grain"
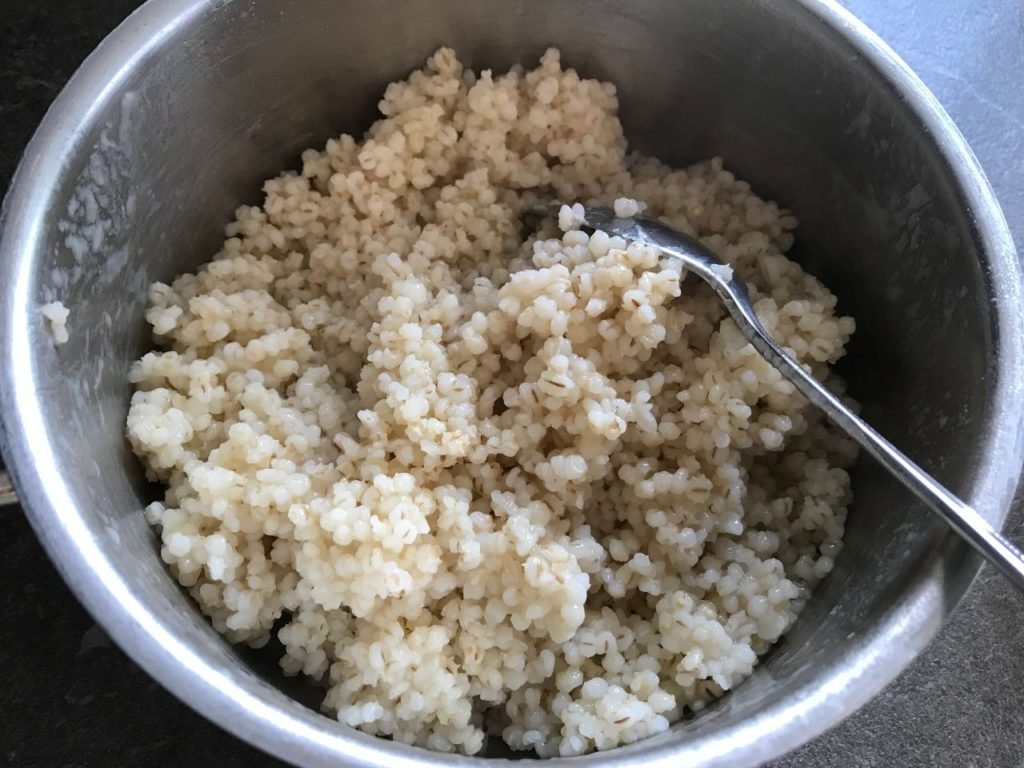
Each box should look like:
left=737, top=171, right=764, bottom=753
left=126, top=49, right=856, bottom=756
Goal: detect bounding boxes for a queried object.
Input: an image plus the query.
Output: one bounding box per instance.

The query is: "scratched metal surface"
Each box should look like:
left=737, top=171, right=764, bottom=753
left=0, top=1, right=1021, bottom=766
left=770, top=3, right=1024, bottom=764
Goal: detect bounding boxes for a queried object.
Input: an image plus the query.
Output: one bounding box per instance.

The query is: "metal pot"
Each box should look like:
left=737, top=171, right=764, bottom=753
left=1, top=0, right=1022, bottom=766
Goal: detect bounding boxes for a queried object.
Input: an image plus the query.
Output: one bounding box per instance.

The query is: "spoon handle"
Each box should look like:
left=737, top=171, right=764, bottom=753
left=720, top=282, right=1024, bottom=591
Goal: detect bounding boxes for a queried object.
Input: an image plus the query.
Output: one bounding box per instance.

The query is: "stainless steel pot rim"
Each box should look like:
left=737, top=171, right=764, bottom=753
left=1, top=1, right=1021, bottom=767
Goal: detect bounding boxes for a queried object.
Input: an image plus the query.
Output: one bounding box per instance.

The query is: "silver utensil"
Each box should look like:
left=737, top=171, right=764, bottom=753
left=531, top=204, right=1024, bottom=590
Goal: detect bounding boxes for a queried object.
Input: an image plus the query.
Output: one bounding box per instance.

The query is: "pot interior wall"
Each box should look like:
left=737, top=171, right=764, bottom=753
left=21, top=0, right=995, bottom=757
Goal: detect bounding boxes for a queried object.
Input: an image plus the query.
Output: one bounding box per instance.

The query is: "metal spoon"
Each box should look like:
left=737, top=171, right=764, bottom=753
left=529, top=204, right=1024, bottom=590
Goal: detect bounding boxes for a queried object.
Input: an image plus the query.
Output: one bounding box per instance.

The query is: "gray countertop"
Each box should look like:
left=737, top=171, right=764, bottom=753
left=1, top=1, right=1022, bottom=766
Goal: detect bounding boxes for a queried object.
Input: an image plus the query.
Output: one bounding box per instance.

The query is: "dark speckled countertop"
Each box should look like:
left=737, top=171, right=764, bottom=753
left=1, top=2, right=1022, bottom=766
